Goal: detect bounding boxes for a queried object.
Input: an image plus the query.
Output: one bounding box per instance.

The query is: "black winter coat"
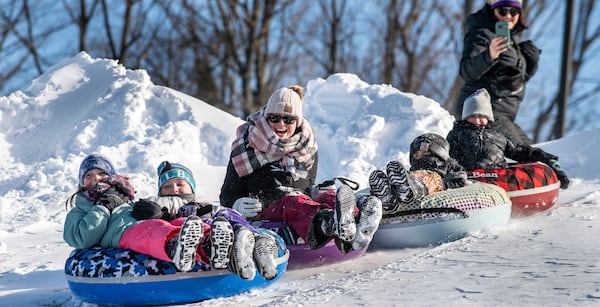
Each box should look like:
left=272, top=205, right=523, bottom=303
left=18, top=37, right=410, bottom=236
left=455, top=5, right=538, bottom=121
left=446, top=121, right=557, bottom=170
left=219, top=152, right=318, bottom=208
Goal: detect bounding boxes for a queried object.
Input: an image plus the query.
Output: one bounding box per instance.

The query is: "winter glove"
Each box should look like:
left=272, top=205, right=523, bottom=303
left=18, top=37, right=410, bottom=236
left=106, top=175, right=136, bottom=200
left=132, top=198, right=163, bottom=220
left=519, top=40, right=541, bottom=79
left=88, top=175, right=136, bottom=202
left=443, top=171, right=468, bottom=189
left=233, top=197, right=263, bottom=218
left=529, top=147, right=558, bottom=163
left=176, top=202, right=214, bottom=218
left=95, top=187, right=129, bottom=213
left=547, top=159, right=570, bottom=189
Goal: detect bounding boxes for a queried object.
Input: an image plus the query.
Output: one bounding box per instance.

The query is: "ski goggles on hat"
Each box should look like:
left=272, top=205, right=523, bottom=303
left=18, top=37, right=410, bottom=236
left=496, top=7, right=521, bottom=17
left=266, top=114, right=297, bottom=124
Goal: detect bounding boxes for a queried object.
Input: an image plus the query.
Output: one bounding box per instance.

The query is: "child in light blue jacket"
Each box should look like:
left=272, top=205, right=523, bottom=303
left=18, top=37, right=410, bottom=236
left=63, top=154, right=205, bottom=272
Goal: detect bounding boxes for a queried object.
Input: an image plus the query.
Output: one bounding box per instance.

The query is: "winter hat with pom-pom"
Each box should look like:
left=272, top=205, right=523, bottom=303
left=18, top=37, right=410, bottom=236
left=78, top=154, right=116, bottom=187
left=263, top=85, right=304, bottom=127
left=462, top=88, right=494, bottom=121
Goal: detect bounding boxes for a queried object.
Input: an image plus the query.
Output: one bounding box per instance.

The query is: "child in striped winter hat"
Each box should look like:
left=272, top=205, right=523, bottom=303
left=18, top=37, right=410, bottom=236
left=157, top=160, right=197, bottom=199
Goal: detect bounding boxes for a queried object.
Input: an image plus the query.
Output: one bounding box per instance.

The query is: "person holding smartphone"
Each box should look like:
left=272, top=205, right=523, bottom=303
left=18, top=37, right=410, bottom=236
left=454, top=0, right=541, bottom=145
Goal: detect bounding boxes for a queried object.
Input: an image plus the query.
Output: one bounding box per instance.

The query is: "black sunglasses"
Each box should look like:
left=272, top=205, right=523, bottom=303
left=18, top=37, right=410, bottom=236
left=266, top=114, right=297, bottom=124
left=497, top=7, right=520, bottom=17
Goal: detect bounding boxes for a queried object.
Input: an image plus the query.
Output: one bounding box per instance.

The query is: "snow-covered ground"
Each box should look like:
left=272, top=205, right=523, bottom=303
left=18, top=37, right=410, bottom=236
left=1, top=52, right=599, bottom=306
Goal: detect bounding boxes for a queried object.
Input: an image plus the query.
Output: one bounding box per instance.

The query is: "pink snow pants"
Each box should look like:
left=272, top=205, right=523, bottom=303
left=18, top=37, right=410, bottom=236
left=119, top=217, right=211, bottom=263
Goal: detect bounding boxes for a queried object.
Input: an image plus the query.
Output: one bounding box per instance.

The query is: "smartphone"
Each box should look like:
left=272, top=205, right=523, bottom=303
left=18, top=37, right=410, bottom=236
left=495, top=21, right=511, bottom=48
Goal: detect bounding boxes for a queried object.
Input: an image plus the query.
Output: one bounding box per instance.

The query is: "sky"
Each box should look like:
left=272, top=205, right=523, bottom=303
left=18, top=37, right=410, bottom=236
left=0, top=52, right=599, bottom=306
left=2, top=1, right=599, bottom=139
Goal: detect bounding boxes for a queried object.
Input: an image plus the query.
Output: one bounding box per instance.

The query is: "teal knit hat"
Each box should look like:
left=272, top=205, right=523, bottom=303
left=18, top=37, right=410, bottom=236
left=156, top=161, right=196, bottom=194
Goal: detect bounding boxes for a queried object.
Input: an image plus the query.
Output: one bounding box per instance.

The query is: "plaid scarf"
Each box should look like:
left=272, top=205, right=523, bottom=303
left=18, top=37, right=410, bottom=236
left=231, top=111, right=318, bottom=180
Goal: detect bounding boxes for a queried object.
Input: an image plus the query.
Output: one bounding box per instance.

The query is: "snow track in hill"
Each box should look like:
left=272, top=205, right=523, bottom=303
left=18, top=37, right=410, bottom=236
left=198, top=186, right=600, bottom=306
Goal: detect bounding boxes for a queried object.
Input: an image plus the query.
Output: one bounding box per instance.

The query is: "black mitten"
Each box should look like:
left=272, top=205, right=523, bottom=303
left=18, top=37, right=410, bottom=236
left=176, top=202, right=213, bottom=218
left=443, top=172, right=468, bottom=189
left=519, top=40, right=541, bottom=78
left=95, top=187, right=129, bottom=213
left=547, top=160, right=570, bottom=189
left=176, top=202, right=202, bottom=218
left=556, top=172, right=570, bottom=190
left=132, top=198, right=163, bottom=220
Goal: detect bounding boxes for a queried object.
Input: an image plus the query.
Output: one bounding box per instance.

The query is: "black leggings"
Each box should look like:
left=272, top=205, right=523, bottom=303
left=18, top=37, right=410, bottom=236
left=494, top=115, right=534, bottom=145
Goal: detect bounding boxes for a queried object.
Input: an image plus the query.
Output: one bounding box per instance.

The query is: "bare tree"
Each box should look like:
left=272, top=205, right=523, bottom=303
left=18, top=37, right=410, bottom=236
left=2, top=0, right=50, bottom=75
left=302, top=0, right=358, bottom=76
left=62, top=0, right=100, bottom=51
left=530, top=0, right=599, bottom=141
left=200, top=0, right=296, bottom=117
left=0, top=1, right=29, bottom=91
left=1, top=1, right=69, bottom=92
left=94, top=0, right=157, bottom=66
left=133, top=0, right=300, bottom=113
left=373, top=0, right=462, bottom=104
left=145, top=0, right=220, bottom=107
left=18, top=0, right=43, bottom=73
left=1, top=0, right=598, bottom=143
left=440, top=0, right=476, bottom=113
left=382, top=0, right=400, bottom=84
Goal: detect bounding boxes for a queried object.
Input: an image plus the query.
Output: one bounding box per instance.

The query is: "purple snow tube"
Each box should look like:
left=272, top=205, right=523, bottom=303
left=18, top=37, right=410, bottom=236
left=254, top=220, right=366, bottom=269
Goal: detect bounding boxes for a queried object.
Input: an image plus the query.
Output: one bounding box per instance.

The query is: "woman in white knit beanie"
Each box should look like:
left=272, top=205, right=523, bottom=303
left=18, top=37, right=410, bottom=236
left=221, top=85, right=383, bottom=253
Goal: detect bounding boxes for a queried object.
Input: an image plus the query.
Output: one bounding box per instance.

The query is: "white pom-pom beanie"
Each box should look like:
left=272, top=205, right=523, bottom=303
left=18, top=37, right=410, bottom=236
left=263, top=86, right=304, bottom=127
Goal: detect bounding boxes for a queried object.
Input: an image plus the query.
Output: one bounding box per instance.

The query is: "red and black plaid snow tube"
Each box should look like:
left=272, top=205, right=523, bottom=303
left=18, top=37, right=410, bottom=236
left=468, top=162, right=560, bottom=217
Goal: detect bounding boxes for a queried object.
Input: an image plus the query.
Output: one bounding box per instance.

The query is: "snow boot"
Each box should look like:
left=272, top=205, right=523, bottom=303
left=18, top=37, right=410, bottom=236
left=352, top=196, right=383, bottom=250
left=170, top=215, right=203, bottom=272
left=316, top=208, right=335, bottom=236
left=253, top=234, right=279, bottom=280
left=369, top=169, right=397, bottom=211
left=386, top=160, right=416, bottom=203
left=210, top=216, right=234, bottom=270
left=230, top=224, right=256, bottom=280
left=334, top=184, right=357, bottom=244
left=306, top=208, right=334, bottom=250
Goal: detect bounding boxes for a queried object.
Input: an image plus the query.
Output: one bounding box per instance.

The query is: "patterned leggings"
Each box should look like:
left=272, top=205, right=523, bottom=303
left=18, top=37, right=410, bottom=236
left=410, top=170, right=443, bottom=194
